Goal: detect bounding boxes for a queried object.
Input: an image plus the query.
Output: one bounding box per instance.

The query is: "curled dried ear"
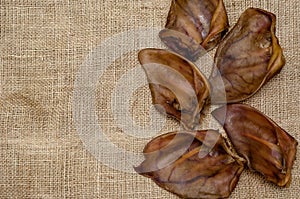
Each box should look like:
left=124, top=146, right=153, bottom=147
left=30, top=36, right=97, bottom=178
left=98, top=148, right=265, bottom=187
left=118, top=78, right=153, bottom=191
left=212, top=104, right=298, bottom=187
left=135, top=130, right=244, bottom=199
left=209, top=8, right=285, bottom=103
left=159, top=0, right=229, bottom=61
left=138, top=48, right=210, bottom=130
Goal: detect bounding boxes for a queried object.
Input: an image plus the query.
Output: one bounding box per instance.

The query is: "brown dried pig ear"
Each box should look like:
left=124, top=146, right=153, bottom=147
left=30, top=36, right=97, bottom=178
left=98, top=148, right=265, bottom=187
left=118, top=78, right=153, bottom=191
left=209, top=8, right=285, bottom=104
left=159, top=0, right=229, bottom=61
left=134, top=130, right=244, bottom=199
left=212, top=104, right=298, bottom=187
left=138, top=48, right=210, bottom=130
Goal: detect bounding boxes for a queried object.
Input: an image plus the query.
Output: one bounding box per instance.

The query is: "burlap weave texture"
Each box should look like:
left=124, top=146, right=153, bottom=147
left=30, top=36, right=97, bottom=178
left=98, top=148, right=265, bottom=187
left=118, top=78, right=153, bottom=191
left=0, top=0, right=299, bottom=198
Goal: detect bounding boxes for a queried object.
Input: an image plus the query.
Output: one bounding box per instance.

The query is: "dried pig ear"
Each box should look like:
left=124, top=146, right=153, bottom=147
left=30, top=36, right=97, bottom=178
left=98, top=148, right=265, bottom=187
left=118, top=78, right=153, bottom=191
left=209, top=8, right=285, bottom=103
left=212, top=104, right=298, bottom=187
left=135, top=130, right=244, bottom=199
left=138, top=48, right=210, bottom=130
left=159, top=0, right=229, bottom=61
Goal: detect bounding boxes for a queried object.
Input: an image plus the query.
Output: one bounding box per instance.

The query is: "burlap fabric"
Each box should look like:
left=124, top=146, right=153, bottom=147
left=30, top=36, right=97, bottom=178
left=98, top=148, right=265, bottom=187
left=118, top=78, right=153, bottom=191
left=1, top=0, right=299, bottom=198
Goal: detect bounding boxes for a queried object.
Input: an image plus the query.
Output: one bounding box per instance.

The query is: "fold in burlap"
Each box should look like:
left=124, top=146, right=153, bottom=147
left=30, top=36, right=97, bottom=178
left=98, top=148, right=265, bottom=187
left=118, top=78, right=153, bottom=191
left=0, top=0, right=299, bottom=198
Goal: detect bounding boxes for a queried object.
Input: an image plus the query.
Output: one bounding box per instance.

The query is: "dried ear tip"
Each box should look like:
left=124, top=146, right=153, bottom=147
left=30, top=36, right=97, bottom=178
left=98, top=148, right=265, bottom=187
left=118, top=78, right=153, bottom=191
left=159, top=28, right=205, bottom=62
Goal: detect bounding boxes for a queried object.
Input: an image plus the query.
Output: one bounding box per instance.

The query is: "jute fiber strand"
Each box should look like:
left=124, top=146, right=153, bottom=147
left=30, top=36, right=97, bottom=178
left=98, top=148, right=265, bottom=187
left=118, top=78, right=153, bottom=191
left=0, top=0, right=299, bottom=198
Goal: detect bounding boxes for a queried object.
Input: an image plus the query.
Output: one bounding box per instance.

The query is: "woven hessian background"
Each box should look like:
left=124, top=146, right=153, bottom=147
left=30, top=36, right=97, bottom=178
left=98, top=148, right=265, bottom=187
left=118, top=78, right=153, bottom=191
left=1, top=0, right=299, bottom=198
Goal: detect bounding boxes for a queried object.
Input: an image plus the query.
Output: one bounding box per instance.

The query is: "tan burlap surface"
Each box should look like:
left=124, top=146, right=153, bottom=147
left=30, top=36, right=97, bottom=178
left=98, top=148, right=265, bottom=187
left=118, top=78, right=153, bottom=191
left=1, top=0, right=299, bottom=198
